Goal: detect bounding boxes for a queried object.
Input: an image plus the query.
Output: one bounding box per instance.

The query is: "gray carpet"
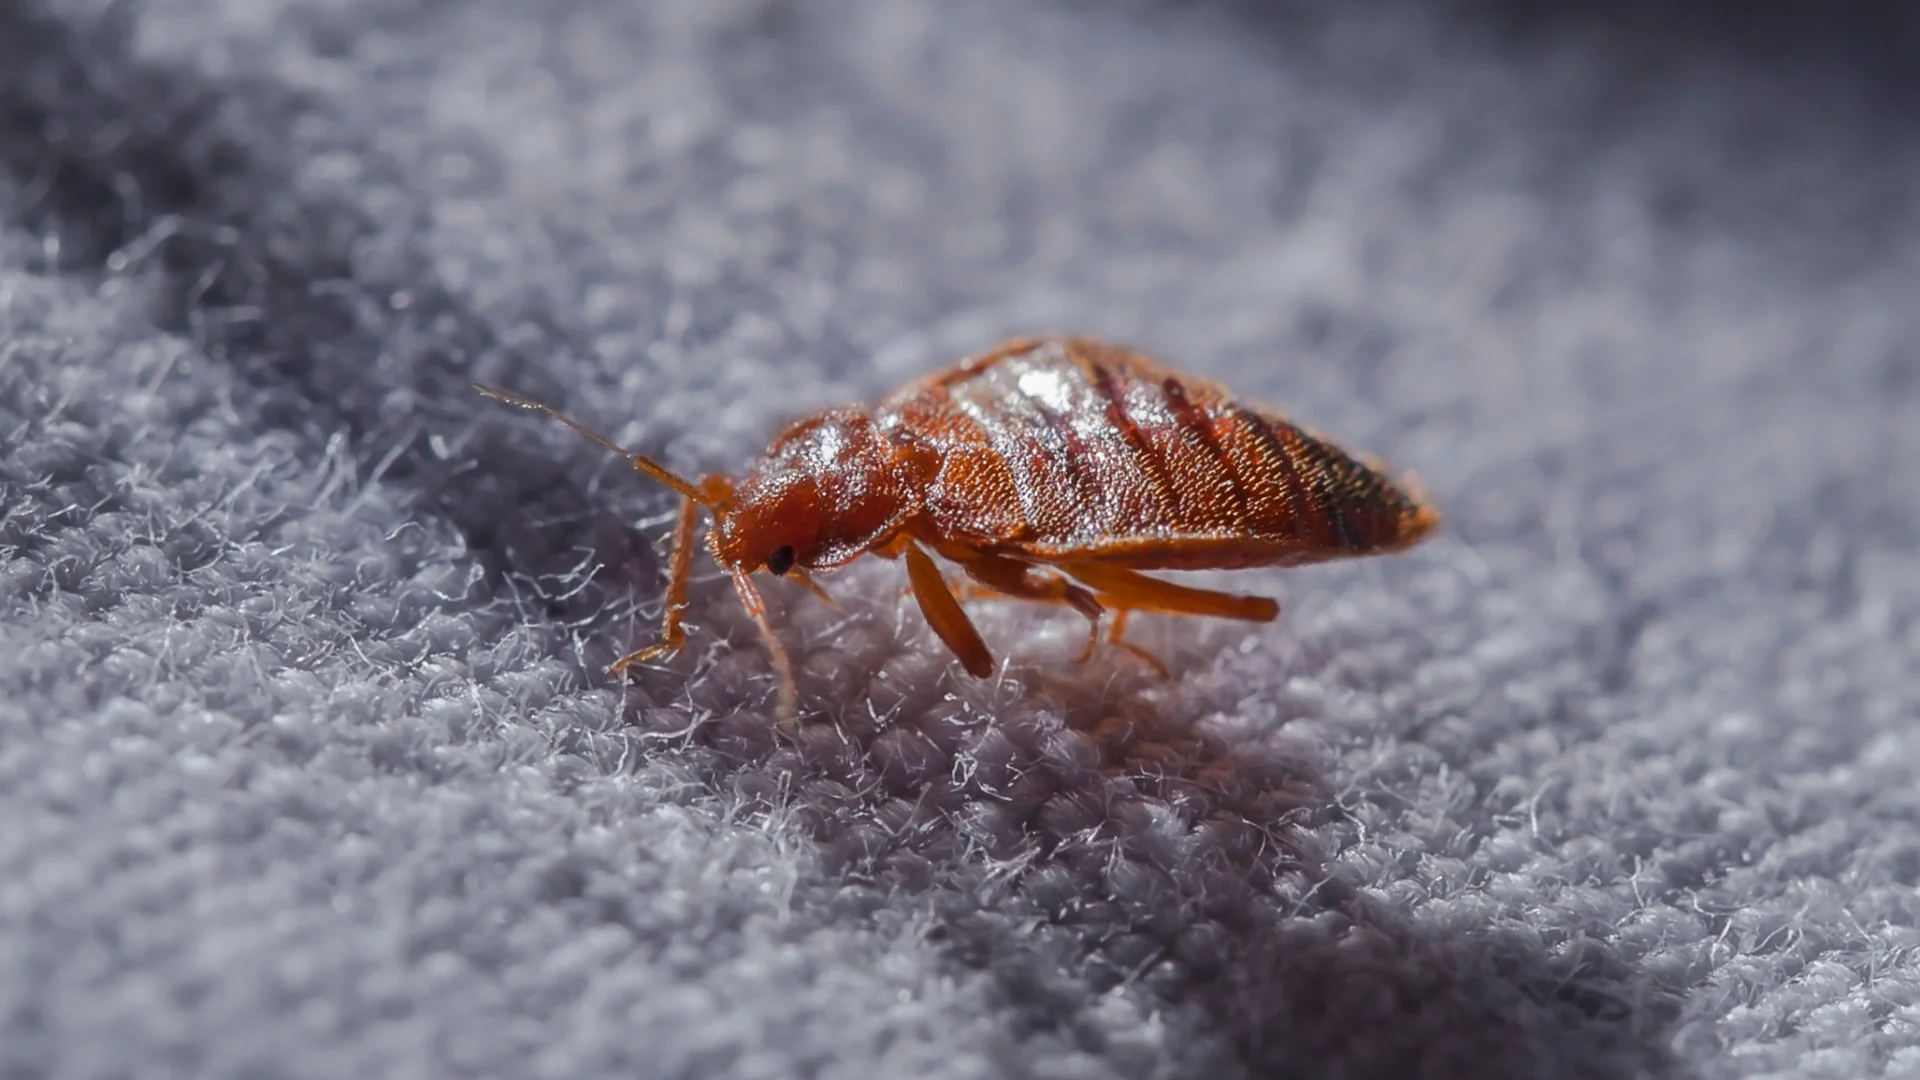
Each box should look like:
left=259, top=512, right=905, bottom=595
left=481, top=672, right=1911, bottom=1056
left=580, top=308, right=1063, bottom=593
left=4, top=0, right=1918, bottom=1077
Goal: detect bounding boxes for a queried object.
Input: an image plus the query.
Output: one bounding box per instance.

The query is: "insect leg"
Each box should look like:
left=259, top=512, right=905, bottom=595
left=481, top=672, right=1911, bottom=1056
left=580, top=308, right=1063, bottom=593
left=1057, top=563, right=1276, bottom=679
left=1059, top=561, right=1280, bottom=622
left=1100, top=610, right=1170, bottom=680
left=732, top=567, right=800, bottom=730
left=901, top=543, right=995, bottom=679
left=609, top=490, right=701, bottom=675
left=941, top=551, right=1106, bottom=664
left=945, top=552, right=1104, bottom=620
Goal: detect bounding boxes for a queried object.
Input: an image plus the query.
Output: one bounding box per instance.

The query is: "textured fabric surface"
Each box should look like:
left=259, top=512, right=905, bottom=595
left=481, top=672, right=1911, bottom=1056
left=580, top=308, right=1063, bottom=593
left=4, top=1, right=1918, bottom=1077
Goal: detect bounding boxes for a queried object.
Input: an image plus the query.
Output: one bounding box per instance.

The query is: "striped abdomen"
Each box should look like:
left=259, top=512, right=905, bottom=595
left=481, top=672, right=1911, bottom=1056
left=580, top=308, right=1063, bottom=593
left=877, top=337, right=1438, bottom=570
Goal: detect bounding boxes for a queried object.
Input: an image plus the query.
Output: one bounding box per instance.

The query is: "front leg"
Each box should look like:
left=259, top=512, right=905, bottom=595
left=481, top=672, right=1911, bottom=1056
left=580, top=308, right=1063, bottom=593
left=609, top=490, right=701, bottom=674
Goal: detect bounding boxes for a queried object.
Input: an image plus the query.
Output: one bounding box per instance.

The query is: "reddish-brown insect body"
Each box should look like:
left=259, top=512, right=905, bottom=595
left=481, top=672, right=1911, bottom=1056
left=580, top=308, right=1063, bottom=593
left=479, top=336, right=1439, bottom=724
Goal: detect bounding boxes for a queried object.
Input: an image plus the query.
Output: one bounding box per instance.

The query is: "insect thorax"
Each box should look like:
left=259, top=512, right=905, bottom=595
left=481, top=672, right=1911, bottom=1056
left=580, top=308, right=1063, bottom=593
left=712, top=408, right=927, bottom=572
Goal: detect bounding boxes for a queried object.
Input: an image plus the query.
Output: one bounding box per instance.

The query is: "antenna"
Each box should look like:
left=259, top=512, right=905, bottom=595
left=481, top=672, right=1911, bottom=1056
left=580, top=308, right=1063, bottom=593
left=475, top=383, right=716, bottom=508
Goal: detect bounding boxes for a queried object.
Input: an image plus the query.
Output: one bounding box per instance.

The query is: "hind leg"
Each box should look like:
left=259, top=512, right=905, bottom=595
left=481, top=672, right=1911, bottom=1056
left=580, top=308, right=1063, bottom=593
left=1059, top=562, right=1280, bottom=623
left=1060, top=562, right=1280, bottom=678
left=1098, top=610, right=1171, bottom=680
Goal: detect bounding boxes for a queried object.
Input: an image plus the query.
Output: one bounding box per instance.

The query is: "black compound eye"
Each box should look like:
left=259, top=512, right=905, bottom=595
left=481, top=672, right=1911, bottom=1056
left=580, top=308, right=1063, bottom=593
left=765, top=545, right=796, bottom=576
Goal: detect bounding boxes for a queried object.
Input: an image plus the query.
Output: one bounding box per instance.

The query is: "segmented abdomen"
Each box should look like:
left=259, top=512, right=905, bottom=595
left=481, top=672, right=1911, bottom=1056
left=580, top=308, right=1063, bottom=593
left=877, top=337, right=1436, bottom=569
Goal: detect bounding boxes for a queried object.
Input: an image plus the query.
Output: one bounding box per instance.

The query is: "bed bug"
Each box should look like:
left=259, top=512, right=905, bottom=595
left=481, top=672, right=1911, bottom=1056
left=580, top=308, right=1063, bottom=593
left=477, top=336, right=1439, bottom=725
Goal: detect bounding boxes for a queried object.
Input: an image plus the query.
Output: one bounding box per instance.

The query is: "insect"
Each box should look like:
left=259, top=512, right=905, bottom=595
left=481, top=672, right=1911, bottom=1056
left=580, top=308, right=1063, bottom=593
left=478, top=336, right=1439, bottom=725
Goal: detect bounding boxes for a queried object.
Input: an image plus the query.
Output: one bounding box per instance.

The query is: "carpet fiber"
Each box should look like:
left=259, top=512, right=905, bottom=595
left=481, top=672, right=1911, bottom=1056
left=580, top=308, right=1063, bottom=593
left=3, top=1, right=1918, bottom=1077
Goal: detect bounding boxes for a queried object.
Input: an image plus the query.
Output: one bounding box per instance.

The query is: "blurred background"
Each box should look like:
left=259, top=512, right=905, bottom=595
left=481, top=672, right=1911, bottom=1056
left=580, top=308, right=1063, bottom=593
left=3, top=1, right=1917, bottom=1077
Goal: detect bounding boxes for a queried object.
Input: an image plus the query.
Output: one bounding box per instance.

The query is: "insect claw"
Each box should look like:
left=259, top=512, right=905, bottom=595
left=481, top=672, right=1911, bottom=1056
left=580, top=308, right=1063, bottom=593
left=609, top=640, right=680, bottom=674
left=1075, top=618, right=1102, bottom=664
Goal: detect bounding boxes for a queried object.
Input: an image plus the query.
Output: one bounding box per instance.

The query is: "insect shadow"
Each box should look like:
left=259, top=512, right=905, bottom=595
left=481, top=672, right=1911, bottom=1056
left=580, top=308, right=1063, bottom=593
left=605, top=584, right=1687, bottom=1079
